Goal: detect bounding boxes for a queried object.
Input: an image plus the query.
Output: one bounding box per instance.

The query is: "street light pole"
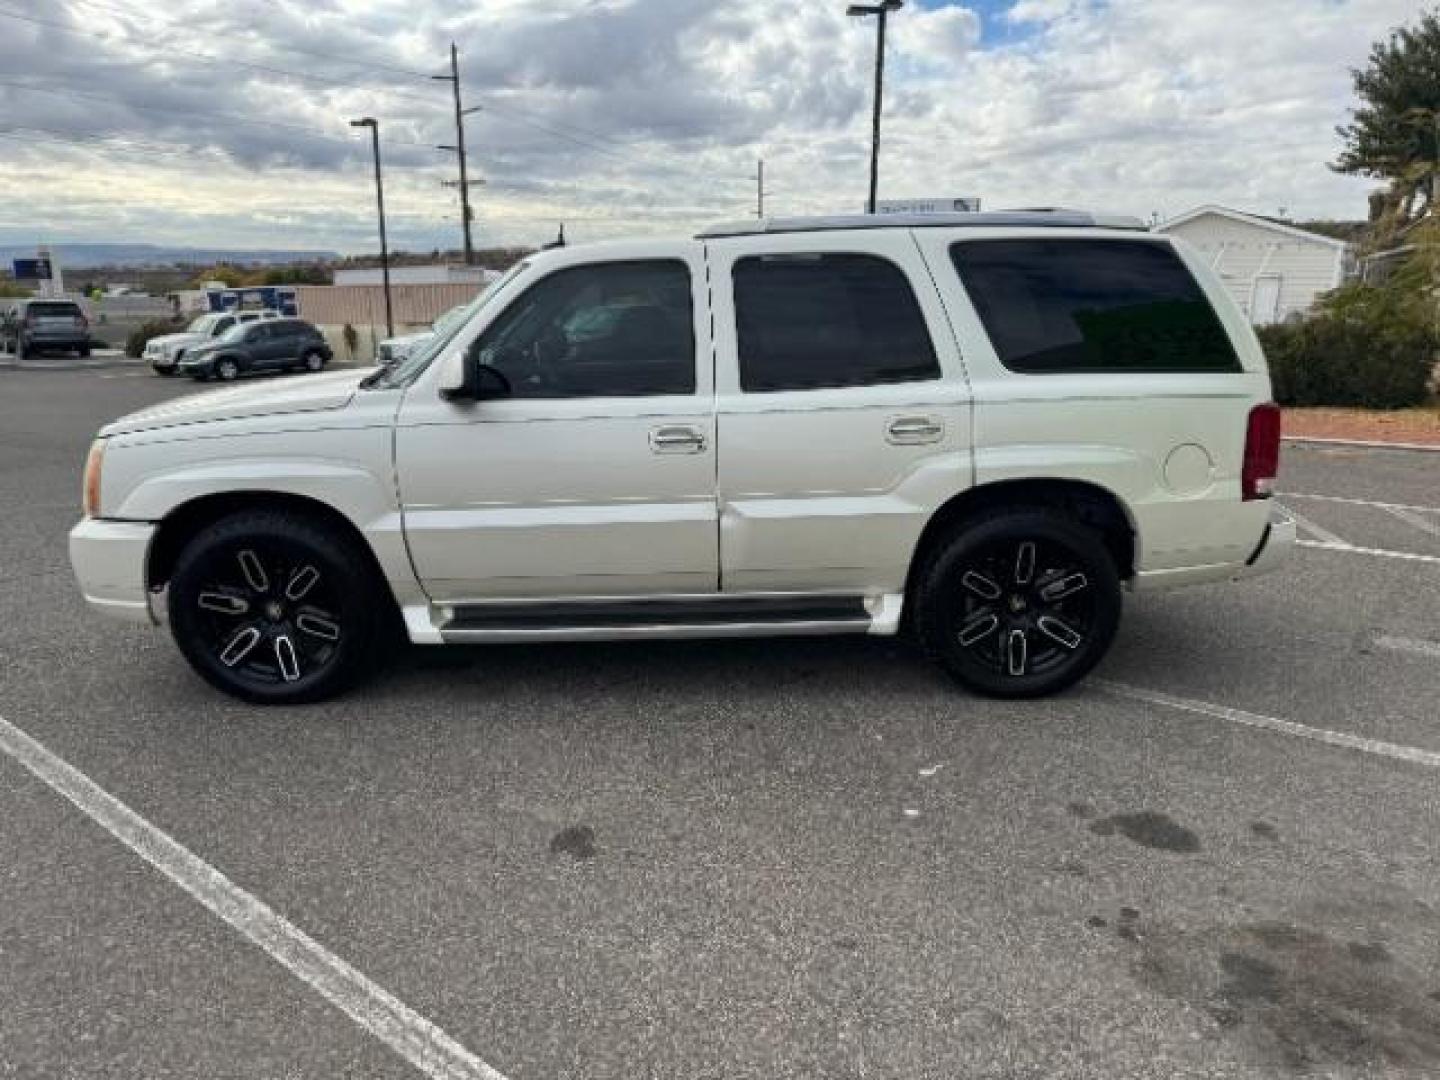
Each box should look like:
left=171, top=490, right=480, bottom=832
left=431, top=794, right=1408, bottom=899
left=847, top=0, right=903, bottom=214
left=350, top=117, right=393, bottom=340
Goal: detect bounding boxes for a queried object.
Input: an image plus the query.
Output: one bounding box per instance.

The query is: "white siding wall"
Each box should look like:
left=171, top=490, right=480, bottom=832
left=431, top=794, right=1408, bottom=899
left=1159, top=213, right=1345, bottom=324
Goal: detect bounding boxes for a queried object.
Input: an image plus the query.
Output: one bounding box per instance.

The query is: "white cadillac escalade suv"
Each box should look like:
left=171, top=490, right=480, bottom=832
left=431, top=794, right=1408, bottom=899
left=70, top=211, right=1293, bottom=704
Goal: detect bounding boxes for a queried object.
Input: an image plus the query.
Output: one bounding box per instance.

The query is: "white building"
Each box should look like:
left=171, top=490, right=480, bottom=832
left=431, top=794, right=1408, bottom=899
left=1157, top=205, right=1355, bottom=325
left=334, top=264, right=499, bottom=288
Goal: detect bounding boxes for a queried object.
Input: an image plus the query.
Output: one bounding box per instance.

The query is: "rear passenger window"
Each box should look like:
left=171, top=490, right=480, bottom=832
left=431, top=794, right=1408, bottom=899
left=733, top=253, right=940, bottom=392
left=949, top=240, right=1241, bottom=374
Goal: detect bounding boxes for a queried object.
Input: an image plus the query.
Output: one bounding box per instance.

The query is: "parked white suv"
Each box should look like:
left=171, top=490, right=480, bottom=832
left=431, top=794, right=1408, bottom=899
left=70, top=211, right=1292, bottom=704
left=145, top=309, right=281, bottom=374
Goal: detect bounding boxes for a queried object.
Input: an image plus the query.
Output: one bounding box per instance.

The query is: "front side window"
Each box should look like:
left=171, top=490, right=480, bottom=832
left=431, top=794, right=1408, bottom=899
left=474, top=260, right=695, bottom=398
left=949, top=239, right=1241, bottom=374
left=732, top=253, right=940, bottom=392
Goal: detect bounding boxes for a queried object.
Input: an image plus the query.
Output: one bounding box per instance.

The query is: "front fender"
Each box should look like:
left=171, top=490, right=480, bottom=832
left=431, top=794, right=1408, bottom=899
left=101, top=427, right=419, bottom=609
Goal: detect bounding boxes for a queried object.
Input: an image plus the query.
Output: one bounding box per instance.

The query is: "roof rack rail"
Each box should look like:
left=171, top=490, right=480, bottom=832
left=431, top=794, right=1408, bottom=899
left=696, top=209, right=1148, bottom=239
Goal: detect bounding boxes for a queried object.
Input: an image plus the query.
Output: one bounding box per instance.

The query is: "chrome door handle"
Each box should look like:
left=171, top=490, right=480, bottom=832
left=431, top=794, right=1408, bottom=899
left=650, top=425, right=707, bottom=454
left=886, top=415, right=944, bottom=444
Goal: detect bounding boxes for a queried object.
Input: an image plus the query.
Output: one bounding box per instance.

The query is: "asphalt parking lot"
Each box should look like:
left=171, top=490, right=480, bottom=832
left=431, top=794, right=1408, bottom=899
left=2, top=360, right=1439, bottom=1080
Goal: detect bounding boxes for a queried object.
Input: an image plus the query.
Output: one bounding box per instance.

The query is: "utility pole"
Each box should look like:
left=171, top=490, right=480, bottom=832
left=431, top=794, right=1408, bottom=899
left=434, top=42, right=477, bottom=265
left=756, top=159, right=765, bottom=218
left=349, top=117, right=393, bottom=339
left=848, top=1, right=903, bottom=214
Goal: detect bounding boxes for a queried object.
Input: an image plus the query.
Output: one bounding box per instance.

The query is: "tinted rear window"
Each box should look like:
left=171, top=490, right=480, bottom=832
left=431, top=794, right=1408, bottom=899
left=949, top=240, right=1240, bottom=374
left=733, top=253, right=939, bottom=392
left=28, top=302, right=82, bottom=317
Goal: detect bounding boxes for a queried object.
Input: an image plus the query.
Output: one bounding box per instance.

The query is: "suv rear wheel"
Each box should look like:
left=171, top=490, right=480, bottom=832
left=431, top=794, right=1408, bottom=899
left=168, top=511, right=385, bottom=704
left=300, top=348, right=326, bottom=373
left=915, top=509, right=1121, bottom=698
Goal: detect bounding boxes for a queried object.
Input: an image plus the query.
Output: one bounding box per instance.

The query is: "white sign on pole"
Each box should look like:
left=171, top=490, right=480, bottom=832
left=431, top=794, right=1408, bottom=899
left=874, top=197, right=981, bottom=215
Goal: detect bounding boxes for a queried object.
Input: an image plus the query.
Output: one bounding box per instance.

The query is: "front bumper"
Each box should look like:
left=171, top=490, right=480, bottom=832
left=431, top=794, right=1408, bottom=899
left=69, top=518, right=158, bottom=624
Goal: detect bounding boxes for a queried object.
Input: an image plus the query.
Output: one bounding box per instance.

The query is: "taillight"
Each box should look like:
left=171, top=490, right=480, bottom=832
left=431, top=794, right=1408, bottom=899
left=1242, top=402, right=1281, bottom=501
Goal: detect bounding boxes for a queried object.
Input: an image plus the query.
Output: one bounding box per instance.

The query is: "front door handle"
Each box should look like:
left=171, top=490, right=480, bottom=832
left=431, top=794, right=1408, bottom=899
left=886, top=415, right=944, bottom=445
left=650, top=425, right=707, bottom=454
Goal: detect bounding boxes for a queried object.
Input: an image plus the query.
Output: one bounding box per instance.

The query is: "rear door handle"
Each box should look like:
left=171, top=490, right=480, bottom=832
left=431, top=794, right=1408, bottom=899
left=650, top=425, right=707, bottom=454
left=886, top=415, right=944, bottom=445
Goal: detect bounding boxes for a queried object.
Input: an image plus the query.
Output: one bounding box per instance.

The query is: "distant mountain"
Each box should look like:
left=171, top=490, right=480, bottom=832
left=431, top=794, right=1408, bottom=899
left=0, top=243, right=338, bottom=269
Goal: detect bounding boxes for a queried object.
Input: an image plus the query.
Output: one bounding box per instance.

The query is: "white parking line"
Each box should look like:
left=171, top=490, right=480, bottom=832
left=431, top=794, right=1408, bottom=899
left=1296, top=540, right=1440, bottom=566
left=1375, top=635, right=1440, bottom=660
left=1281, top=492, right=1440, bottom=516
left=1285, top=509, right=1348, bottom=547
left=1096, top=681, right=1440, bottom=769
left=1382, top=505, right=1440, bottom=541
left=0, top=714, right=508, bottom=1080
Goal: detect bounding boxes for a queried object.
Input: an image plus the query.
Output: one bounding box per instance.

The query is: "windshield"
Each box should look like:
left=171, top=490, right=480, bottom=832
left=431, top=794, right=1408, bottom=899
left=186, top=313, right=227, bottom=335
left=215, top=321, right=250, bottom=343
left=364, top=262, right=530, bottom=389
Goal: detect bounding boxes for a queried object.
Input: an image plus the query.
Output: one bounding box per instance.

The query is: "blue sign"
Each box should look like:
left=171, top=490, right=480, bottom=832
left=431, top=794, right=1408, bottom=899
left=12, top=258, right=52, bottom=280
left=205, top=286, right=299, bottom=318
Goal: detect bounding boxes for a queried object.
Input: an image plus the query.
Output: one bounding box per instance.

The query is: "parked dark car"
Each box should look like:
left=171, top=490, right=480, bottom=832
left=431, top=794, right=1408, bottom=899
left=177, top=318, right=332, bottom=381
left=1, top=299, right=91, bottom=358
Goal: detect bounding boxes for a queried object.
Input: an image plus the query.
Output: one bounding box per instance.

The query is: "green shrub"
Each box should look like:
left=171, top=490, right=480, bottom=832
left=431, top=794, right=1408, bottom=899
left=1257, top=284, right=1437, bottom=409
left=125, top=319, right=185, bottom=358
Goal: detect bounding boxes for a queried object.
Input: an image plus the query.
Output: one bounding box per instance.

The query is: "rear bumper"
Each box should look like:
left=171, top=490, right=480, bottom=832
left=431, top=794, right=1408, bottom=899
left=1131, top=504, right=1293, bottom=591
left=1235, top=504, right=1296, bottom=580
left=69, top=518, right=158, bottom=624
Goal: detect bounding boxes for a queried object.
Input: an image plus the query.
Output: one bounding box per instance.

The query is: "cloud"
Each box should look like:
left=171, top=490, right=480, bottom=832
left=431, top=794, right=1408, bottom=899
left=0, top=0, right=1416, bottom=253
left=894, top=6, right=983, bottom=66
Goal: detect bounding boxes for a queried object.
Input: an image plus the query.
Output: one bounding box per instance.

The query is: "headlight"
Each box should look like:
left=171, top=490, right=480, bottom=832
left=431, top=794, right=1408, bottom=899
left=82, top=438, right=106, bottom=518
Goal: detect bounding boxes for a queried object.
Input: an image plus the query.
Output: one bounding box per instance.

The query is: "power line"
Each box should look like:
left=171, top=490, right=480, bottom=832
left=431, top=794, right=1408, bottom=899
left=0, top=5, right=442, bottom=105
left=0, top=79, right=439, bottom=152
left=61, top=0, right=444, bottom=82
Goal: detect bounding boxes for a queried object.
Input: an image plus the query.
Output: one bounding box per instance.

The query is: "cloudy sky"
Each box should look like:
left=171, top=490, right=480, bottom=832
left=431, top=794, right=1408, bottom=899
left=0, top=0, right=1422, bottom=255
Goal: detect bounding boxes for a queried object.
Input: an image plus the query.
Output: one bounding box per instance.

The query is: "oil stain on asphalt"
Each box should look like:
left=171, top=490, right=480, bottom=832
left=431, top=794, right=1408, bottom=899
left=1133, top=918, right=1440, bottom=1072
left=550, top=825, right=597, bottom=860
left=1088, top=810, right=1202, bottom=853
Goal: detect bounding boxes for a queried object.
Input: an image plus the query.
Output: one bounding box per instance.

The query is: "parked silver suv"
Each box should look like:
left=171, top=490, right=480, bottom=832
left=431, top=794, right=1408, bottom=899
left=2, top=298, right=91, bottom=358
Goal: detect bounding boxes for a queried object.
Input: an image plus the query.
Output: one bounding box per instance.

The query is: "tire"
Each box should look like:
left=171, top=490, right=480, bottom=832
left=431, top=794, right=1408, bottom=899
left=78, top=344, right=91, bottom=358
left=302, top=349, right=326, bottom=373
left=168, top=510, right=385, bottom=704
left=914, top=508, right=1122, bottom=699
left=216, top=357, right=240, bottom=381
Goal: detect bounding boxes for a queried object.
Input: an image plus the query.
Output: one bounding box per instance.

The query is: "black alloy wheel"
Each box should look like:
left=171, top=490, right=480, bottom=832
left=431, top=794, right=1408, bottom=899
left=168, top=511, right=383, bottom=703
left=916, top=509, right=1122, bottom=698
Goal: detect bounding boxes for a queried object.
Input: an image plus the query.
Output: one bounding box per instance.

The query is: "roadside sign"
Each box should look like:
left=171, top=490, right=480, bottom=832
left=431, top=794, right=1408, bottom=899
left=875, top=198, right=981, bottom=214
left=12, top=258, right=52, bottom=280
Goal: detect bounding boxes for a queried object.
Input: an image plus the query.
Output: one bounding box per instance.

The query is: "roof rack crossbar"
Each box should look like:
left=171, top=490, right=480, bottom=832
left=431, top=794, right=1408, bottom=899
left=696, top=209, right=1148, bottom=239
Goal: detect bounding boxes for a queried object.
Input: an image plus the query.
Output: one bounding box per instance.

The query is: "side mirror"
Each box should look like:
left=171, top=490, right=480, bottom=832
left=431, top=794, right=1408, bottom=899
left=438, top=348, right=512, bottom=402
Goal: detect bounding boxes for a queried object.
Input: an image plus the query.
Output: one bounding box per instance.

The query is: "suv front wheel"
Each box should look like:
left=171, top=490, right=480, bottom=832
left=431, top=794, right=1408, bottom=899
left=915, top=509, right=1122, bottom=699
left=168, top=511, right=386, bottom=704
